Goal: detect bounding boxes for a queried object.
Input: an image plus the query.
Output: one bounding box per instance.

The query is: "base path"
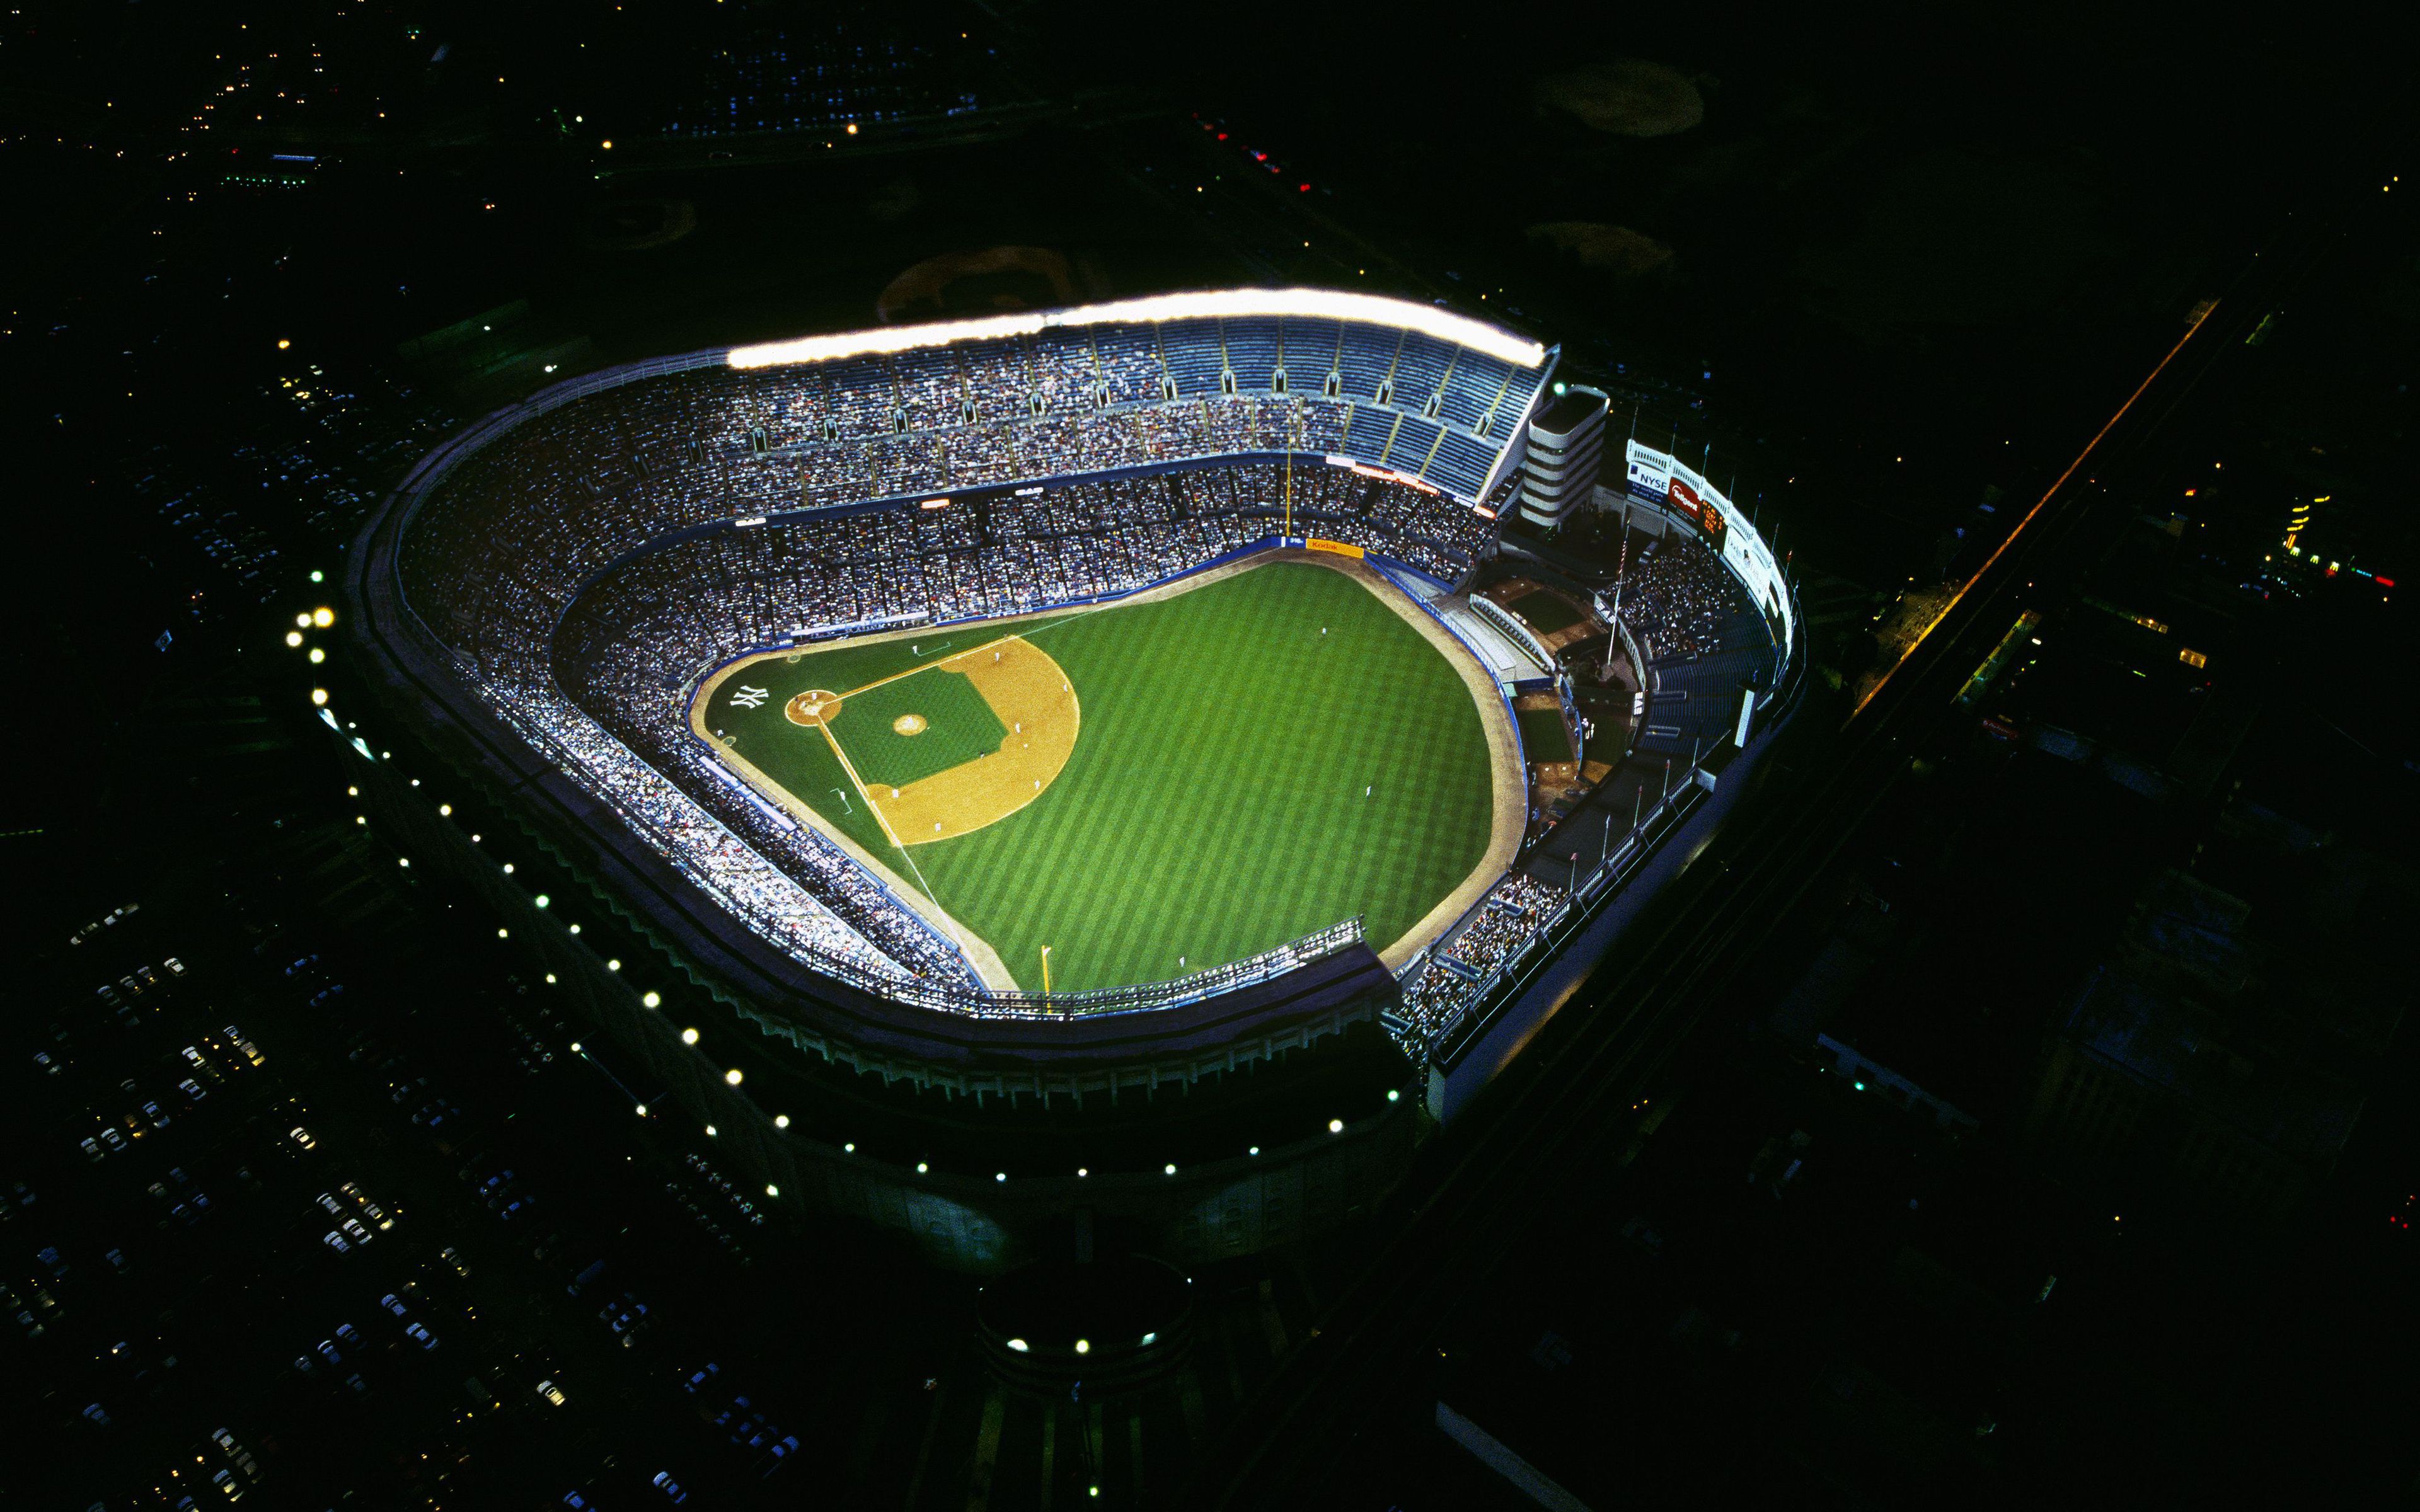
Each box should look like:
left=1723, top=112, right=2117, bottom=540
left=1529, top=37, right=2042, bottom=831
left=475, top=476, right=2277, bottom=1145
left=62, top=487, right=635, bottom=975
left=692, top=546, right=1524, bottom=990
left=864, top=635, right=1080, bottom=845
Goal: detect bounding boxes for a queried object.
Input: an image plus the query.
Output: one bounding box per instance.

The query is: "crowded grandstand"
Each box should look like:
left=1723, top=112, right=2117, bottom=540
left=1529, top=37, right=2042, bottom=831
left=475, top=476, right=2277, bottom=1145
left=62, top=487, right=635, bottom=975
left=386, top=292, right=1552, bottom=1017
left=373, top=288, right=1790, bottom=1063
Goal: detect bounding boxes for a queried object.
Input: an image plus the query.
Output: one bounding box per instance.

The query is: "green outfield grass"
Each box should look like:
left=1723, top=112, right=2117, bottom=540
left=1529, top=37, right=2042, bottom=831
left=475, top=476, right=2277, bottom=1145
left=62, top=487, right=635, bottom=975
left=838, top=672, right=1006, bottom=789
left=701, top=560, right=1498, bottom=992
left=1507, top=588, right=1587, bottom=635
left=1518, top=705, right=1576, bottom=762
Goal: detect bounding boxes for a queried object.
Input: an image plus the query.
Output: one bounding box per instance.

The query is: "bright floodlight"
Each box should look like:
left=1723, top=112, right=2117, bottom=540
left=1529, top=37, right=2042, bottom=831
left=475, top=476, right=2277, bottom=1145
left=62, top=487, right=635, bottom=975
left=309, top=689, right=328, bottom=706
left=728, top=288, right=1545, bottom=372
left=1074, top=1339, right=1090, bottom=1354
left=1328, top=1119, right=1344, bottom=1133
left=285, top=631, right=304, bottom=648
left=724, top=1068, right=742, bottom=1085
left=312, top=607, right=335, bottom=628
left=295, top=613, right=312, bottom=628
left=681, top=1028, right=699, bottom=1045
left=1006, top=1337, right=1029, bottom=1353
left=308, top=647, right=325, bottom=663
left=773, top=1114, right=789, bottom=1128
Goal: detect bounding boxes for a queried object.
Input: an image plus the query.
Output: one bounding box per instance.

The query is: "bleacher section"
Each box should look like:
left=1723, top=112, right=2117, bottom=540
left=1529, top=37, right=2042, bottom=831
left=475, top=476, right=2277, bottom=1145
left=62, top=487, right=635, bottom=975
left=393, top=299, right=1546, bottom=1009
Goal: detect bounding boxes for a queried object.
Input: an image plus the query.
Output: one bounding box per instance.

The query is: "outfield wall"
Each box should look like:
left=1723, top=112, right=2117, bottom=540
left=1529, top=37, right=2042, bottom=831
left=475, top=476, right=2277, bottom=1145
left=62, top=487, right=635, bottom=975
left=1421, top=453, right=1808, bottom=1120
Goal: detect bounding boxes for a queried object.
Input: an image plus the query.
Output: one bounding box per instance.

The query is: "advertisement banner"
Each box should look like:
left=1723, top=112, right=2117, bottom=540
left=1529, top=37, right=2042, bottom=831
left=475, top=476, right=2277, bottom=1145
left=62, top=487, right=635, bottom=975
left=1623, top=440, right=1795, bottom=660
left=1625, top=449, right=1670, bottom=505
left=1666, top=476, right=1727, bottom=547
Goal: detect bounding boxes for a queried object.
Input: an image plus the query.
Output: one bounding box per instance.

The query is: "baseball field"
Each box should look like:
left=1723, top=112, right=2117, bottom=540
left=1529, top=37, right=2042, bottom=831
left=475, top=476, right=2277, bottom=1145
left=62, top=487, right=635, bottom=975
left=694, top=556, right=1512, bottom=994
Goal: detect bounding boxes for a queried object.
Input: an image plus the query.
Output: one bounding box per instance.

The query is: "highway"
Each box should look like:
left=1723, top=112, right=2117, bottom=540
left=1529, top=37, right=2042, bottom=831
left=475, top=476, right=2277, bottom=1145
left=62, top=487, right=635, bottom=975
left=1191, top=178, right=2362, bottom=1508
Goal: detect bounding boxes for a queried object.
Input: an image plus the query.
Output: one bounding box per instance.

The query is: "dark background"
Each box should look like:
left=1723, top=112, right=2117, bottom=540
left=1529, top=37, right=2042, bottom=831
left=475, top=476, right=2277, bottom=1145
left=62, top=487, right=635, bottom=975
left=1, top=1, right=2412, bottom=1504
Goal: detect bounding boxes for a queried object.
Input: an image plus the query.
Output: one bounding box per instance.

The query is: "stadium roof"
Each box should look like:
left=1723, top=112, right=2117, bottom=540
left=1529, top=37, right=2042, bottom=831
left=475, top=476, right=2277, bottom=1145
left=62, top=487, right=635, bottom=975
left=725, top=288, right=1548, bottom=372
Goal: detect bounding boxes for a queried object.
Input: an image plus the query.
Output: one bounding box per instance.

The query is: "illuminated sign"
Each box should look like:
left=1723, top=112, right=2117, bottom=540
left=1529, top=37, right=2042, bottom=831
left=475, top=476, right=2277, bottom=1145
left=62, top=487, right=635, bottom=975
left=918, top=497, right=952, bottom=510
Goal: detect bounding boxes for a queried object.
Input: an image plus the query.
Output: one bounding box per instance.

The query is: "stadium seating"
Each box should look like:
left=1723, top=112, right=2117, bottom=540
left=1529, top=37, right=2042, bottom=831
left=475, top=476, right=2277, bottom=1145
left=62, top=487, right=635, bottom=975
left=396, top=309, right=1540, bottom=1002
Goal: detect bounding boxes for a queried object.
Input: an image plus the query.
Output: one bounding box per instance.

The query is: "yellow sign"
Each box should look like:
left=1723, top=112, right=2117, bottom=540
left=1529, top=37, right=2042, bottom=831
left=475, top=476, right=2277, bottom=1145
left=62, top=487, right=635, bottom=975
left=1305, top=537, right=1364, bottom=559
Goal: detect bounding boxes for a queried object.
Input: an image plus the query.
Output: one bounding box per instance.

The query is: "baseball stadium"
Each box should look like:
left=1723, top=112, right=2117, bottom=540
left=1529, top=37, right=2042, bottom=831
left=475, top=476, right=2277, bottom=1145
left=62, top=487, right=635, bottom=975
left=347, top=289, right=1802, bottom=1266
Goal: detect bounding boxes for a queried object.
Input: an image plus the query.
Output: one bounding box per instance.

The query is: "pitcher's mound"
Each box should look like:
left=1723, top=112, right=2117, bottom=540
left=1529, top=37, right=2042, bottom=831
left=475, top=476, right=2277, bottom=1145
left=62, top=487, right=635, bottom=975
left=785, top=690, right=844, bottom=725
left=892, top=713, right=929, bottom=736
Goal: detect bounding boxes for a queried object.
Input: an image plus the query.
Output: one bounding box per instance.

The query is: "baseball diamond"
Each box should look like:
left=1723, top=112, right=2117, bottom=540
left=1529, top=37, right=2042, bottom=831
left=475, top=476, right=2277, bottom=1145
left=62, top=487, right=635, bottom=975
left=697, top=556, right=1519, bottom=994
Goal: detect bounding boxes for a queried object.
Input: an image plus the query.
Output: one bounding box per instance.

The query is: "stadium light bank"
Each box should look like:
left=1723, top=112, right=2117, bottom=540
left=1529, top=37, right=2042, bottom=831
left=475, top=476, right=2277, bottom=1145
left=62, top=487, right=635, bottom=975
left=723, top=289, right=1547, bottom=372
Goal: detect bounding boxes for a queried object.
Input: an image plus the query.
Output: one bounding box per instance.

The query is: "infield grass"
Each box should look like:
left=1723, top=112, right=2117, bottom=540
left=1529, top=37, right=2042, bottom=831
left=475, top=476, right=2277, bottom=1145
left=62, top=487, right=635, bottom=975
left=706, top=559, right=1497, bottom=992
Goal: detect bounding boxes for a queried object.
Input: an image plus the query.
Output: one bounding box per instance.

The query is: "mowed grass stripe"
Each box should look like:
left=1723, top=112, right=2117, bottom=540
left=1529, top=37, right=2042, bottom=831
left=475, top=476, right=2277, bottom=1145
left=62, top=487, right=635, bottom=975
left=916, top=563, right=1493, bottom=992
left=697, top=561, right=1495, bottom=993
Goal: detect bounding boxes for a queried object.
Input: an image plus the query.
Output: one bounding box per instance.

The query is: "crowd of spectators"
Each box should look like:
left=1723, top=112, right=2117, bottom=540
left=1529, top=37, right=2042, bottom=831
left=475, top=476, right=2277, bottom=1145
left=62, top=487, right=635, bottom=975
left=1617, top=536, right=1742, bottom=660
left=535, top=457, right=1495, bottom=990
left=1390, top=873, right=1570, bottom=1053
left=482, top=680, right=969, bottom=992
left=395, top=315, right=1540, bottom=1007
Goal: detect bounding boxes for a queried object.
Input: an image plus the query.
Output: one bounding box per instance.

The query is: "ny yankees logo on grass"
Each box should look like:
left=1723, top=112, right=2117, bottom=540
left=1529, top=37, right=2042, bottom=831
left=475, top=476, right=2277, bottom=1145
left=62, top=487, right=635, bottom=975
left=729, top=684, right=769, bottom=709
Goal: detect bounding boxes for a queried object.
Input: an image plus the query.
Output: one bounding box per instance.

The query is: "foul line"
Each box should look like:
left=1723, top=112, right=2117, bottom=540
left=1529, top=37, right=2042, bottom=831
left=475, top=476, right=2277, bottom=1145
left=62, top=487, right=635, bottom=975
left=813, top=713, right=957, bottom=934
left=837, top=629, right=1039, bottom=701
left=1849, top=301, right=2218, bottom=723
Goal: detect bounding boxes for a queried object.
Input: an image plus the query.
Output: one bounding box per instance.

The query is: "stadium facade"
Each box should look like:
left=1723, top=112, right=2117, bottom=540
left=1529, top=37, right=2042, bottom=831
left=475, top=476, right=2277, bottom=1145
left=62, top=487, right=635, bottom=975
left=344, top=289, right=1802, bottom=1268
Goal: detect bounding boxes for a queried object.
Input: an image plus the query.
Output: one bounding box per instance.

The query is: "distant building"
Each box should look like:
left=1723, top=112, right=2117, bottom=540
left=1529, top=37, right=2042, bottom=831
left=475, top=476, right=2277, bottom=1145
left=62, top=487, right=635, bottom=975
left=1519, top=386, right=1610, bottom=527
left=2022, top=864, right=2380, bottom=1223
